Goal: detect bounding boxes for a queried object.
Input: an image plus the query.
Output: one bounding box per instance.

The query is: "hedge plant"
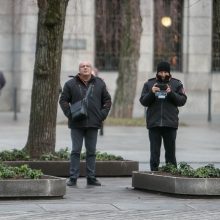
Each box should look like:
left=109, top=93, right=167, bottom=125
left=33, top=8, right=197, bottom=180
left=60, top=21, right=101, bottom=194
left=0, top=163, right=43, bottom=179
left=159, top=162, right=220, bottom=178
left=0, top=148, right=124, bottom=161
left=0, top=149, right=30, bottom=161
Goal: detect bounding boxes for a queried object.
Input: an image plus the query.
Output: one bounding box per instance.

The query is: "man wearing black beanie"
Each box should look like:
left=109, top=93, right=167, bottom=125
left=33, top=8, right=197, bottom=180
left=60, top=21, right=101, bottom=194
left=139, top=61, right=187, bottom=171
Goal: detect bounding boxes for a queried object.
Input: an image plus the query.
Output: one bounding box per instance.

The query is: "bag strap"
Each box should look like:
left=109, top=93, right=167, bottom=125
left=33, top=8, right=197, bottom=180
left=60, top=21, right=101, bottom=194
left=72, top=76, right=93, bottom=99
left=85, top=84, right=93, bottom=99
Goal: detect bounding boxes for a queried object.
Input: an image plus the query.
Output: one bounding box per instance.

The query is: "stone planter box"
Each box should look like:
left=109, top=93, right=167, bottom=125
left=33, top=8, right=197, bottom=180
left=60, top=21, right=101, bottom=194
left=0, top=175, right=66, bottom=198
left=4, top=160, right=139, bottom=177
left=132, top=171, right=220, bottom=196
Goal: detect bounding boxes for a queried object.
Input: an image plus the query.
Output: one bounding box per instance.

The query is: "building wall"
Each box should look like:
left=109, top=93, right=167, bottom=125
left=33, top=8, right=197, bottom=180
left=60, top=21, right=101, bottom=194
left=0, top=0, right=219, bottom=119
left=183, top=0, right=213, bottom=114
left=0, top=0, right=15, bottom=111
left=134, top=0, right=220, bottom=117
left=0, top=0, right=38, bottom=112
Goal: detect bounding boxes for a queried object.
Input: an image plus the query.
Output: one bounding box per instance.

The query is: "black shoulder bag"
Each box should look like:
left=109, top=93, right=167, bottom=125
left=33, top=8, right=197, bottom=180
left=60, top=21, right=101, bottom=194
left=70, top=84, right=93, bottom=122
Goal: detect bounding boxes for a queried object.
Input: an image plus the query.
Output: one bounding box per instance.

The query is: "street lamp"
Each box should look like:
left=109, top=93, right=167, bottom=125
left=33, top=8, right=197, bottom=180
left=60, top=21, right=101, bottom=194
left=161, top=16, right=172, bottom=27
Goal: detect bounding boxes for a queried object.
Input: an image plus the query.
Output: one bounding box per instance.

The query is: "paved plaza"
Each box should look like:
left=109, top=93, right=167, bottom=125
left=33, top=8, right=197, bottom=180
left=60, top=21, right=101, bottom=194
left=0, top=178, right=220, bottom=219
left=0, top=112, right=220, bottom=219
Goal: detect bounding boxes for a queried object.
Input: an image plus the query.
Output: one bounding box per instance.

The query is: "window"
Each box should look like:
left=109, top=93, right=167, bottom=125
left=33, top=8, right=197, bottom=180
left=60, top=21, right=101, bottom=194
left=154, top=0, right=183, bottom=71
left=212, top=0, right=220, bottom=72
left=95, top=0, right=121, bottom=71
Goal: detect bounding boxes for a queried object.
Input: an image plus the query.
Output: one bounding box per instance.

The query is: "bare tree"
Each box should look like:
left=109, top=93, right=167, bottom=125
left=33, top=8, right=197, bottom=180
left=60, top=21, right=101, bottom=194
left=110, top=0, right=142, bottom=118
left=216, top=0, right=220, bottom=33
left=24, top=0, right=69, bottom=158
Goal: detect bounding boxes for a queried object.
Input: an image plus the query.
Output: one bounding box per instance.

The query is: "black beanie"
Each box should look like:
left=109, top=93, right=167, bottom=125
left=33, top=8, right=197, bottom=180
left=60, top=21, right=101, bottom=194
left=157, top=61, right=170, bottom=74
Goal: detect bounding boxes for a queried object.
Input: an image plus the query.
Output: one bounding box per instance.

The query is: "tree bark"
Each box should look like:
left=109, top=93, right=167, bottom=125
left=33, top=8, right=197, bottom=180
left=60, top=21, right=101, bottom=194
left=215, top=0, right=220, bottom=34
left=110, top=0, right=142, bottom=118
left=24, top=0, right=69, bottom=158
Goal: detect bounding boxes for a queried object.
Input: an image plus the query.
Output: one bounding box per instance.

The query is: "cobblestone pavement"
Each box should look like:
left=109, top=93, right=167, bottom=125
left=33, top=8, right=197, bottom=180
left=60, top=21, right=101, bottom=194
left=1, top=178, right=220, bottom=219
left=0, top=113, right=220, bottom=219
left=1, top=210, right=220, bottom=220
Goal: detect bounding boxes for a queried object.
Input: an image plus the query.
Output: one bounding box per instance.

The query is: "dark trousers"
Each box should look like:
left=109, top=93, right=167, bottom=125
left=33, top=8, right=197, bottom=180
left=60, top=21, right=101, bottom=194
left=149, top=127, right=177, bottom=171
left=70, top=128, right=98, bottom=179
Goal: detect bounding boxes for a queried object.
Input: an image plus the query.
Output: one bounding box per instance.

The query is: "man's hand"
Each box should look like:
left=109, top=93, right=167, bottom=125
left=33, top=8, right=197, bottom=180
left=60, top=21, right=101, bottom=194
left=152, top=84, right=160, bottom=93
left=166, top=85, right=171, bottom=93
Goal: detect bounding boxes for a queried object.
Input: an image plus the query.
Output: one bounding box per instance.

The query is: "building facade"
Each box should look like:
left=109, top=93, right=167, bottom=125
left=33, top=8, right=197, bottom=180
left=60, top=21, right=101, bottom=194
left=0, top=0, right=219, bottom=120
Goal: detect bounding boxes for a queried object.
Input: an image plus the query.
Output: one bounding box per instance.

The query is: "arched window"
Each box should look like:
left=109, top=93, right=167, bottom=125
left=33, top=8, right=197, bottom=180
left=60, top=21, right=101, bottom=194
left=154, top=0, right=183, bottom=71
left=212, top=0, right=220, bottom=72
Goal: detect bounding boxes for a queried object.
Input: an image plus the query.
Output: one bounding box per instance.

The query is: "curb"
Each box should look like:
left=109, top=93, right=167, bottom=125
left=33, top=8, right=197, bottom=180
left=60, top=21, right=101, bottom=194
left=0, top=175, right=66, bottom=198
left=132, top=171, right=220, bottom=195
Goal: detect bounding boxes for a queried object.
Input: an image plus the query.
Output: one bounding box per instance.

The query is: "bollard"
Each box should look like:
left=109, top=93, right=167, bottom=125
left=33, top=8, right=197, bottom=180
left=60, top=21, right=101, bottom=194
left=207, top=88, right=212, bottom=122
left=13, top=87, right=17, bottom=121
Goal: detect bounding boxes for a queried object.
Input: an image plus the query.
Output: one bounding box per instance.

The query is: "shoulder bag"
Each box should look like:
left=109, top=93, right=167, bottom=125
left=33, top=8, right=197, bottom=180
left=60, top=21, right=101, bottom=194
left=70, top=84, right=93, bottom=122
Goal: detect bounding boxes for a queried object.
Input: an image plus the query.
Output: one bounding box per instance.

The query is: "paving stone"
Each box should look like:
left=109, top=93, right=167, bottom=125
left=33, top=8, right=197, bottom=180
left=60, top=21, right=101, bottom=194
left=0, top=113, right=220, bottom=219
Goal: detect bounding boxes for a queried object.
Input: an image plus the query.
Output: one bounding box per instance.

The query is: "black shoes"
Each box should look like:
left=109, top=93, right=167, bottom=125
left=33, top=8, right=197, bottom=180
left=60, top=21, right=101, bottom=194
left=87, top=177, right=101, bottom=186
left=67, top=177, right=101, bottom=186
left=151, top=168, right=159, bottom=171
left=66, top=178, right=77, bottom=186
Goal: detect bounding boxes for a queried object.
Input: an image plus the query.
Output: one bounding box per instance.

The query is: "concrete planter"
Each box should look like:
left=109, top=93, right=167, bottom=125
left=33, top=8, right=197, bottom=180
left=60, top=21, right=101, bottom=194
left=4, top=160, right=139, bottom=177
left=132, top=171, right=220, bottom=195
left=0, top=175, right=66, bottom=198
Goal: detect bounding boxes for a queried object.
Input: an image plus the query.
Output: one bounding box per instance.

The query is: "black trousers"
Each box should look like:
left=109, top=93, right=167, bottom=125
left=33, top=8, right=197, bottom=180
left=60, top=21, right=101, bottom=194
left=148, top=127, right=177, bottom=171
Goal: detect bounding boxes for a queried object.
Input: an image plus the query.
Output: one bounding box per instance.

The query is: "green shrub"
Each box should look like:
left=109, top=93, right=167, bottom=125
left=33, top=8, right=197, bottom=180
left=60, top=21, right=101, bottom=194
left=0, top=148, right=124, bottom=161
left=159, top=163, right=178, bottom=175
left=0, top=149, right=30, bottom=161
left=56, top=147, right=70, bottom=160
left=178, top=162, right=195, bottom=177
left=0, top=163, right=43, bottom=179
left=40, top=153, right=59, bottom=161
left=40, top=147, right=70, bottom=161
left=159, top=162, right=220, bottom=178
left=80, top=151, right=123, bottom=161
left=194, top=164, right=220, bottom=178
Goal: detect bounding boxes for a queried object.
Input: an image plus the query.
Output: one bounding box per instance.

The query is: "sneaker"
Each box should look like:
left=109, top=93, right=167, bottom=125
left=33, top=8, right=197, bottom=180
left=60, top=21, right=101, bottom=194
left=87, top=177, right=101, bottom=186
left=66, top=178, right=77, bottom=186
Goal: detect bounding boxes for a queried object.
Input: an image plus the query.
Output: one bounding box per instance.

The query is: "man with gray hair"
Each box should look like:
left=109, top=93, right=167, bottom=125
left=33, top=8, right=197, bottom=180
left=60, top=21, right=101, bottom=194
left=59, top=61, right=111, bottom=186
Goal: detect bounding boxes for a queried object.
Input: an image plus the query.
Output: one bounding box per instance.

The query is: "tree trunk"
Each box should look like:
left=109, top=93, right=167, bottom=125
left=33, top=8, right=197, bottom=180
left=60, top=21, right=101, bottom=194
left=24, top=0, right=69, bottom=158
left=110, top=0, right=142, bottom=118
left=215, top=0, right=220, bottom=34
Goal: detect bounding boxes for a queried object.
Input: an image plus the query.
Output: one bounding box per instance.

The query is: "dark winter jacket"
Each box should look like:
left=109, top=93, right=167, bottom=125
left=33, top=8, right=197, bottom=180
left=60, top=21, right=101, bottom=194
left=139, top=77, right=187, bottom=129
left=59, top=74, right=111, bottom=129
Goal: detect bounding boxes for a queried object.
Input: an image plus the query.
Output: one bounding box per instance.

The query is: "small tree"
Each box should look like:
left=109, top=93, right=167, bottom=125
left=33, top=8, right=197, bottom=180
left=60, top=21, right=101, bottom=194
left=24, top=0, right=69, bottom=158
left=110, top=0, right=142, bottom=118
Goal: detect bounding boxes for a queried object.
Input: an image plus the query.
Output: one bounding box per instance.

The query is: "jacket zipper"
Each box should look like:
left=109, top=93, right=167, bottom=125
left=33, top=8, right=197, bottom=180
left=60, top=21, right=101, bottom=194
left=160, top=101, right=163, bottom=126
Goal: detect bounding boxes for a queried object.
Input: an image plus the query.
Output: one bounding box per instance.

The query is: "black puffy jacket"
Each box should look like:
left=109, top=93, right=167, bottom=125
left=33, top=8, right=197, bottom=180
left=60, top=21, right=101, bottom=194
left=139, top=77, right=187, bottom=129
left=59, top=74, right=111, bottom=129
